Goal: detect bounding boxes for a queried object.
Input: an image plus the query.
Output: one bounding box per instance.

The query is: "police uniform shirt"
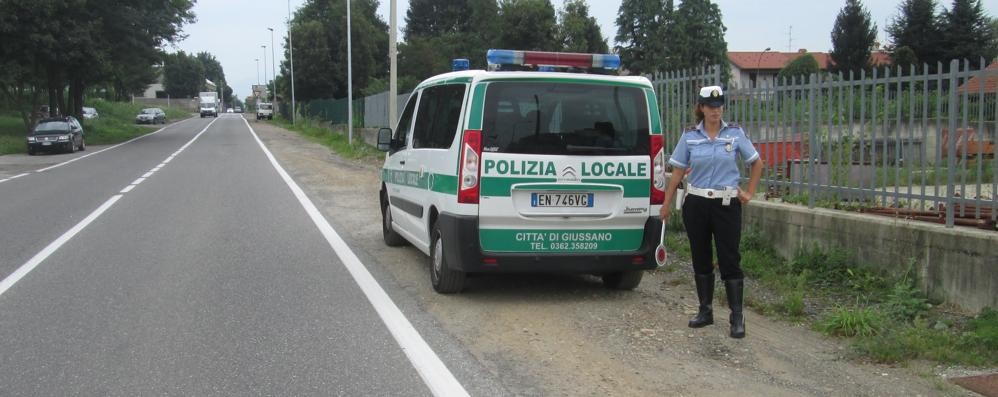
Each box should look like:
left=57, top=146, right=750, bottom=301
left=668, top=121, right=760, bottom=190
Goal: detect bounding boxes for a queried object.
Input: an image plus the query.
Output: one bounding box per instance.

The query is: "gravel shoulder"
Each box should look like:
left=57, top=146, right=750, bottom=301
left=252, top=120, right=976, bottom=397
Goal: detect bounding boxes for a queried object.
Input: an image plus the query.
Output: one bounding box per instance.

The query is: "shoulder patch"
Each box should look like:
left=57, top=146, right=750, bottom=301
left=684, top=125, right=698, bottom=132
left=726, top=122, right=740, bottom=128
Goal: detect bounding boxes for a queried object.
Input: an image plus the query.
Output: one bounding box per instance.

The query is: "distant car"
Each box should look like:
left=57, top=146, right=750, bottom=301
left=226, top=108, right=234, bottom=113
left=234, top=106, right=243, bottom=113
left=135, top=108, right=166, bottom=124
left=82, top=107, right=99, bottom=120
left=26, top=116, right=85, bottom=155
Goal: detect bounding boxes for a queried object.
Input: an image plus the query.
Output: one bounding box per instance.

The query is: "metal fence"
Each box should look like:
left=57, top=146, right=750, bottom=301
left=654, top=59, right=997, bottom=229
left=292, top=92, right=410, bottom=129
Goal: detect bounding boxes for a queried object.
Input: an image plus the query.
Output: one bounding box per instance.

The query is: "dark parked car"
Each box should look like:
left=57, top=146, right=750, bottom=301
left=27, top=116, right=86, bottom=155
left=135, top=108, right=166, bottom=124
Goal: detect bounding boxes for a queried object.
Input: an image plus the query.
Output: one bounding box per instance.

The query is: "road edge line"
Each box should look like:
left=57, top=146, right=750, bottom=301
left=241, top=117, right=469, bottom=397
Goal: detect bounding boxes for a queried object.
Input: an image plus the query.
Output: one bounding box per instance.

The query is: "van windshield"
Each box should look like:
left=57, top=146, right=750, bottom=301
left=481, top=81, right=649, bottom=155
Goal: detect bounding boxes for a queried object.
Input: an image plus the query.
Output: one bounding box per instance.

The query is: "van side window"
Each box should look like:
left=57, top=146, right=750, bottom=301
left=395, top=92, right=418, bottom=148
left=412, top=84, right=466, bottom=149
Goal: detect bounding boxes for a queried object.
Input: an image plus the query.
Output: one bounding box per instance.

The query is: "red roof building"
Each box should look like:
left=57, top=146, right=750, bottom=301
left=728, top=49, right=891, bottom=88
left=957, top=62, right=998, bottom=93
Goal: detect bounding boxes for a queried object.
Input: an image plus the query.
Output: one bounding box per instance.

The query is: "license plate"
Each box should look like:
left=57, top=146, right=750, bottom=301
left=531, top=193, right=594, bottom=208
left=42, top=142, right=51, bottom=146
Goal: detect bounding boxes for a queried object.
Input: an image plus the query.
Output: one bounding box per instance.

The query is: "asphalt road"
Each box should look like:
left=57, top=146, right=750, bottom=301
left=0, top=115, right=482, bottom=396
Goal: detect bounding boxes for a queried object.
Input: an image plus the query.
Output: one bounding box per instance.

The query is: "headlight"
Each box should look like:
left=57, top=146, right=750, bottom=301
left=58, top=135, right=70, bottom=141
left=27, top=137, right=36, bottom=142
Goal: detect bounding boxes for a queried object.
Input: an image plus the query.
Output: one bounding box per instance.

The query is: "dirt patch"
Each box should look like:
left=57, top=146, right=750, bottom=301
left=252, top=121, right=978, bottom=396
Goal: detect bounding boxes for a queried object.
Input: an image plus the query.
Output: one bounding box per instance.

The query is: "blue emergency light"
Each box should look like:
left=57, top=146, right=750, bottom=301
left=452, top=58, right=470, bottom=71
left=486, top=49, right=621, bottom=70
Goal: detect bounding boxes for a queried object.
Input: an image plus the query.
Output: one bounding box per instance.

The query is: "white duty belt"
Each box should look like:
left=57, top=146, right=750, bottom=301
left=686, top=186, right=739, bottom=206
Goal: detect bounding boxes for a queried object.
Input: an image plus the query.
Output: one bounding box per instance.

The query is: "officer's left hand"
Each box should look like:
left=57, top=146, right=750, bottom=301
left=737, top=187, right=753, bottom=204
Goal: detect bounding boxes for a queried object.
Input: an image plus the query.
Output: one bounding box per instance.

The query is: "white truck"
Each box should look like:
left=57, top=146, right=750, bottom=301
left=255, top=102, right=273, bottom=120
left=199, top=92, right=218, bottom=118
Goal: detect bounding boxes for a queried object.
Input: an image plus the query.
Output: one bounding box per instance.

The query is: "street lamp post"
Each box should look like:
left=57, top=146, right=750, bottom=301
left=288, top=0, right=296, bottom=125
left=255, top=58, right=260, bottom=85
left=261, top=45, right=268, bottom=100
left=756, top=47, right=771, bottom=88
left=268, top=27, right=277, bottom=110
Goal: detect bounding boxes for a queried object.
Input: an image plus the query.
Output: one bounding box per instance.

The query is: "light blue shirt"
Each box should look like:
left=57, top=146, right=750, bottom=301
left=668, top=121, right=760, bottom=190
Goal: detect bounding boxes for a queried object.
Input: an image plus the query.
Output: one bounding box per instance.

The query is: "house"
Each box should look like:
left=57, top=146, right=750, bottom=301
left=957, top=61, right=997, bottom=93
left=728, top=49, right=891, bottom=88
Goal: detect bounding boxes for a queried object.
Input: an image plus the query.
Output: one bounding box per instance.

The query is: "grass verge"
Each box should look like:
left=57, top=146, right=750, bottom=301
left=667, top=220, right=998, bottom=367
left=269, top=116, right=382, bottom=161
left=0, top=99, right=192, bottom=155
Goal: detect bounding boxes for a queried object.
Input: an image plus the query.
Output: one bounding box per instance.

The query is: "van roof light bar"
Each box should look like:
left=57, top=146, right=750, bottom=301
left=486, top=49, right=621, bottom=71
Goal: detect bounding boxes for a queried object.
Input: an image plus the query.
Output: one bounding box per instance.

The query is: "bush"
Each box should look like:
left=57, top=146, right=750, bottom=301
left=816, top=306, right=885, bottom=337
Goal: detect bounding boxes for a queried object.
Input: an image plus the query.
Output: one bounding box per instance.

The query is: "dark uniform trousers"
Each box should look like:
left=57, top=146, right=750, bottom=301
left=681, top=194, right=745, bottom=280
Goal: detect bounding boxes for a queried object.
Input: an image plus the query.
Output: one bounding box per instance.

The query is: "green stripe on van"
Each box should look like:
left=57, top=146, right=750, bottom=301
left=468, top=83, right=487, bottom=130
left=645, top=88, right=662, bottom=134
left=479, top=228, right=644, bottom=252
left=580, top=179, right=649, bottom=198
left=480, top=177, right=648, bottom=198
left=382, top=169, right=459, bottom=195
left=480, top=176, right=557, bottom=197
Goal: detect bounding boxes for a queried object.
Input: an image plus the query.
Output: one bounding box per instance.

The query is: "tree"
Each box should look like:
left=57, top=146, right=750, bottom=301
left=556, top=0, right=608, bottom=53
left=777, top=53, right=821, bottom=82
left=887, top=0, right=943, bottom=70
left=404, top=0, right=471, bottom=39
left=163, top=51, right=205, bottom=99
left=280, top=0, right=388, bottom=101
left=939, top=0, right=995, bottom=69
left=497, top=0, right=558, bottom=51
left=674, top=0, right=729, bottom=82
left=0, top=0, right=194, bottom=129
left=830, top=0, right=877, bottom=77
left=615, top=0, right=666, bottom=75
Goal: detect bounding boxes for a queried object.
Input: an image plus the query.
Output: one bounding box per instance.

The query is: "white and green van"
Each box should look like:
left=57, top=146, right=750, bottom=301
left=378, top=50, right=666, bottom=293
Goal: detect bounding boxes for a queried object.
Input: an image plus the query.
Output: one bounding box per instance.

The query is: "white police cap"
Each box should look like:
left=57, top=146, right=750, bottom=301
left=698, top=85, right=725, bottom=107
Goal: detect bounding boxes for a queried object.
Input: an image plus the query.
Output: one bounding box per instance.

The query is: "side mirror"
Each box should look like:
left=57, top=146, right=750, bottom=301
left=377, top=128, right=393, bottom=151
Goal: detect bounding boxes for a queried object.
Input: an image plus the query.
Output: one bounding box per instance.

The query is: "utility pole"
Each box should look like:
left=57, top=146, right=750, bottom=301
left=347, top=0, right=353, bottom=145
left=261, top=45, right=268, bottom=100
left=255, top=58, right=260, bottom=85
left=288, top=0, right=297, bottom=125
left=268, top=27, right=277, bottom=109
left=389, top=0, right=397, bottom=129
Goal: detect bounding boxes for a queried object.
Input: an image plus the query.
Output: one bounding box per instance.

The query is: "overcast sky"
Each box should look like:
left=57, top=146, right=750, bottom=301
left=173, top=0, right=997, bottom=100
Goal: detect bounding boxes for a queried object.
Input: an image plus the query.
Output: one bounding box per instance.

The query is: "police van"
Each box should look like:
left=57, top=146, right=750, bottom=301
left=377, top=50, right=665, bottom=293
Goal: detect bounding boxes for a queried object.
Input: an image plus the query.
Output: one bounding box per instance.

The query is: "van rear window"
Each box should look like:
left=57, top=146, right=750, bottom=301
left=481, top=82, right=649, bottom=155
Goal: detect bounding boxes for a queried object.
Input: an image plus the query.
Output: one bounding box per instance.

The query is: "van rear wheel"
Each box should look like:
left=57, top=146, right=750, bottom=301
left=602, top=270, right=643, bottom=290
left=430, top=225, right=465, bottom=294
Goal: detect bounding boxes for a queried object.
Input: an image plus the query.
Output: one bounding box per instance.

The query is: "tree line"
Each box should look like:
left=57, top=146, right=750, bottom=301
left=0, top=0, right=197, bottom=131
left=273, top=0, right=994, bottom=104
left=161, top=51, right=238, bottom=108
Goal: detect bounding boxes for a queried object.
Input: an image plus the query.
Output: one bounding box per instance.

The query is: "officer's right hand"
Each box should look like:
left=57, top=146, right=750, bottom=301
left=659, top=205, right=671, bottom=221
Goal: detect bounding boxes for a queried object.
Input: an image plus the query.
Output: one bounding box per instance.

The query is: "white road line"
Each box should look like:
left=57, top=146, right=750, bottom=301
left=241, top=118, right=469, bottom=397
left=120, top=185, right=136, bottom=193
left=0, top=195, right=122, bottom=297
left=0, top=173, right=30, bottom=184
left=36, top=117, right=197, bottom=173
left=141, top=171, right=154, bottom=178
left=131, top=177, right=146, bottom=185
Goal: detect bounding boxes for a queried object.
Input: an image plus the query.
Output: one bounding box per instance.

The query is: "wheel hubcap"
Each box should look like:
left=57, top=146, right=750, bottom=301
left=433, top=237, right=443, bottom=274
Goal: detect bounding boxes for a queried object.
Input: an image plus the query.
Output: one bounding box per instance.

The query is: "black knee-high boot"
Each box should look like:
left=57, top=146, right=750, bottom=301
left=688, top=273, right=714, bottom=328
left=725, top=279, right=745, bottom=338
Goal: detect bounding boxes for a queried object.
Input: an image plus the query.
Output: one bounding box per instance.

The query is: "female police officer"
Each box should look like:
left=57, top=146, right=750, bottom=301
left=659, top=86, right=763, bottom=338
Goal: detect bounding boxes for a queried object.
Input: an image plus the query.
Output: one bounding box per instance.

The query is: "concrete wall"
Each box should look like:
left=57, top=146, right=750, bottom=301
left=743, top=200, right=998, bottom=312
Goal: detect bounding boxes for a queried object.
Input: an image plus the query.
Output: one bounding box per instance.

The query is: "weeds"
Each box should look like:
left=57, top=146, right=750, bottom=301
left=667, top=221, right=997, bottom=366
left=270, top=116, right=381, bottom=161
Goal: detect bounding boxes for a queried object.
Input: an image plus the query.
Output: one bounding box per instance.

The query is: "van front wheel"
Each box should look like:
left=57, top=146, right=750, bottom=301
left=430, top=226, right=465, bottom=294
left=602, top=270, right=643, bottom=290
left=381, top=200, right=407, bottom=246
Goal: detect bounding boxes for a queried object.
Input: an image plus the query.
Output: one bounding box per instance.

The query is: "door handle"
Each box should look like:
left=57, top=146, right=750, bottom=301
left=399, top=160, right=406, bottom=165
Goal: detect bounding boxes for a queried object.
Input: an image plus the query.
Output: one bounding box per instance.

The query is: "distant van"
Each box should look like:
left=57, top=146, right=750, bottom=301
left=256, top=102, right=273, bottom=120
